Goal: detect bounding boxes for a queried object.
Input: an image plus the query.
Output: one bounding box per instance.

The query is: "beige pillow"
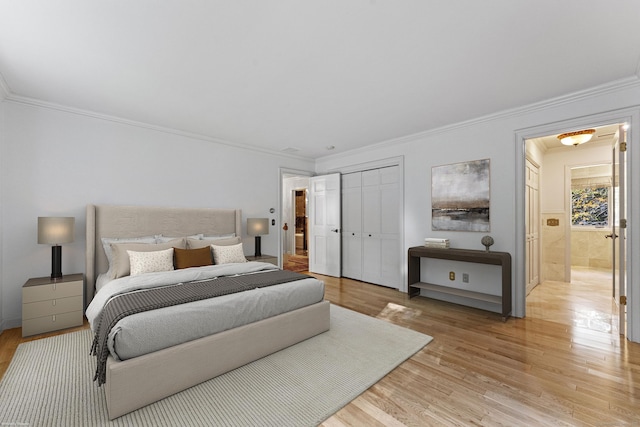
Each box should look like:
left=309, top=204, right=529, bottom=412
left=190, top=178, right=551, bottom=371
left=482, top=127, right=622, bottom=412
left=187, top=236, right=240, bottom=250
left=211, top=242, right=247, bottom=265
left=111, top=238, right=186, bottom=278
left=128, top=248, right=174, bottom=276
left=101, top=235, right=156, bottom=277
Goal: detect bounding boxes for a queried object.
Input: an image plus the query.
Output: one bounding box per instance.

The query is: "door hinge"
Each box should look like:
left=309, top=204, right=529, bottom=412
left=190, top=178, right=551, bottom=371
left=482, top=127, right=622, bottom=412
left=620, top=219, right=627, bottom=229
left=620, top=142, right=627, bottom=152
left=620, top=295, right=627, bottom=305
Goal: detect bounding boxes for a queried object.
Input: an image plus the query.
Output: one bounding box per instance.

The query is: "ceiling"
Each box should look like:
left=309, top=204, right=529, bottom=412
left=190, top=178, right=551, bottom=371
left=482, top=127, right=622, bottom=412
left=1, top=1, right=639, bottom=159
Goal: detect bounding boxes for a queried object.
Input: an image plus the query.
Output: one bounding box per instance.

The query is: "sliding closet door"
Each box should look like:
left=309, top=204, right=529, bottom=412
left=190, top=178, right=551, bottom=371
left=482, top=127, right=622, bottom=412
left=341, top=172, right=363, bottom=280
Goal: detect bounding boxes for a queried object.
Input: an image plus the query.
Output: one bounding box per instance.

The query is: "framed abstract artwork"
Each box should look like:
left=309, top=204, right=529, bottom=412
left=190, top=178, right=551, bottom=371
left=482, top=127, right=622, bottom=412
left=431, top=158, right=490, bottom=231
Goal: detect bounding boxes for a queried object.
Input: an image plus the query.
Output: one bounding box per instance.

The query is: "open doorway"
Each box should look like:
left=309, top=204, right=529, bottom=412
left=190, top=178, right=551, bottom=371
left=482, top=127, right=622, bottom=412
left=525, top=123, right=625, bottom=334
left=280, top=171, right=311, bottom=273
left=285, top=189, right=309, bottom=272
left=294, top=190, right=308, bottom=256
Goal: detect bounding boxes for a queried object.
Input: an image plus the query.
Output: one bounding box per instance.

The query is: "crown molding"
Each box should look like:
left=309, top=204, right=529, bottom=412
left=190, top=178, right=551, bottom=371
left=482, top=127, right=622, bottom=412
left=3, top=93, right=315, bottom=162
left=318, top=75, right=640, bottom=162
left=5, top=74, right=639, bottom=164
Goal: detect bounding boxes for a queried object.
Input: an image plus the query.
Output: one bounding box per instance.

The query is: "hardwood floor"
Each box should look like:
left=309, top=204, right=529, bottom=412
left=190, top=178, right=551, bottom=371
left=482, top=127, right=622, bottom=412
left=1, top=268, right=638, bottom=426
left=316, top=268, right=640, bottom=426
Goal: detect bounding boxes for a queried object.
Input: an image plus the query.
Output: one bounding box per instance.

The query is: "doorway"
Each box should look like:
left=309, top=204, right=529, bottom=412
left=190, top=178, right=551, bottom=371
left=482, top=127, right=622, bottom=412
left=524, top=122, right=624, bottom=334
left=294, top=190, right=308, bottom=256
left=285, top=189, right=310, bottom=272
left=279, top=169, right=312, bottom=273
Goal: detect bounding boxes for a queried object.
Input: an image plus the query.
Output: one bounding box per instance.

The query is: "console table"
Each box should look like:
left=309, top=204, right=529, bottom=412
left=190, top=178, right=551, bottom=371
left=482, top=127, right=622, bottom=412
left=408, top=246, right=512, bottom=320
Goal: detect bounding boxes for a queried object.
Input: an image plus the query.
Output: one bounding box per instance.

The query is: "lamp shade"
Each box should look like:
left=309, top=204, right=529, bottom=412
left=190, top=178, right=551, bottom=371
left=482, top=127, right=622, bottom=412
left=38, top=217, right=75, bottom=244
left=247, top=218, right=269, bottom=236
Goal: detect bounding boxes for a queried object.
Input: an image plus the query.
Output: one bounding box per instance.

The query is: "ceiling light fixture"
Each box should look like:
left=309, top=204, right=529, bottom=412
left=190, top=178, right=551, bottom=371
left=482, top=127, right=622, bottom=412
left=557, top=129, right=596, bottom=146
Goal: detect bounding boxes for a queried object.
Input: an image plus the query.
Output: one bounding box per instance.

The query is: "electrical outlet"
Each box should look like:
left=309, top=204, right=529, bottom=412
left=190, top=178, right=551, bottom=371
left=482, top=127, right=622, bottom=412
left=462, top=273, right=469, bottom=283
left=449, top=271, right=455, bottom=281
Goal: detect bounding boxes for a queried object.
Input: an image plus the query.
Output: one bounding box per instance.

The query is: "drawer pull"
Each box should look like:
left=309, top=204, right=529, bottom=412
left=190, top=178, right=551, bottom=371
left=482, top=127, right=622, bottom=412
left=52, top=315, right=56, bottom=322
left=52, top=299, right=57, bottom=306
left=53, top=283, right=56, bottom=291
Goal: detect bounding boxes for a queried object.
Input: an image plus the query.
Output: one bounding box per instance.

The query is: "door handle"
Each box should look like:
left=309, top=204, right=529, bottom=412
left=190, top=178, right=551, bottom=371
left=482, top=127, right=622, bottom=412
left=605, top=233, right=618, bottom=239
left=331, top=229, right=340, bottom=233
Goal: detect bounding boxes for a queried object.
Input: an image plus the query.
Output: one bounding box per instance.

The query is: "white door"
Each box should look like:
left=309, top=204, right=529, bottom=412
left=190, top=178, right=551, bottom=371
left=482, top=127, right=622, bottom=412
left=308, top=173, right=341, bottom=277
left=610, top=125, right=627, bottom=336
left=361, top=166, right=401, bottom=288
left=525, top=159, right=540, bottom=295
left=341, top=172, right=362, bottom=280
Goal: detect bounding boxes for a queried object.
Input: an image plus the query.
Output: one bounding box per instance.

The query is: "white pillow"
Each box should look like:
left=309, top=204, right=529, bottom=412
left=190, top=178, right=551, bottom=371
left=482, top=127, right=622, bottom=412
left=211, top=243, right=247, bottom=265
left=127, top=248, right=175, bottom=276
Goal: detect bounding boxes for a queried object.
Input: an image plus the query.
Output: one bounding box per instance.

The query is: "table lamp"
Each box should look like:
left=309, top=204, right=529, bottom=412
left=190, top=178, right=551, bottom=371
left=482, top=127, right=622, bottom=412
left=247, top=218, right=269, bottom=257
left=38, top=216, right=75, bottom=280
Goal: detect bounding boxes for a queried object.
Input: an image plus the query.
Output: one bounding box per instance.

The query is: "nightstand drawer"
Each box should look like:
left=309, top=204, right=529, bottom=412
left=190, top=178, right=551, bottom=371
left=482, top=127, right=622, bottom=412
left=22, top=310, right=83, bottom=337
left=22, top=279, right=83, bottom=303
left=22, top=295, right=84, bottom=320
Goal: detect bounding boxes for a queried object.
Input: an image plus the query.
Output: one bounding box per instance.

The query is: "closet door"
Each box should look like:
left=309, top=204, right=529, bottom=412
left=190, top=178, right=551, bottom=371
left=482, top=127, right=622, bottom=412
left=361, top=166, right=401, bottom=287
left=378, top=166, right=401, bottom=288
left=341, top=172, right=362, bottom=280
left=361, top=169, right=381, bottom=284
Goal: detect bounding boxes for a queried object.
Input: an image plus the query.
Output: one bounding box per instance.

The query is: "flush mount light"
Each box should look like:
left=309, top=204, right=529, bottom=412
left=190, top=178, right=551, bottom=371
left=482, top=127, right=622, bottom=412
left=557, top=129, right=596, bottom=146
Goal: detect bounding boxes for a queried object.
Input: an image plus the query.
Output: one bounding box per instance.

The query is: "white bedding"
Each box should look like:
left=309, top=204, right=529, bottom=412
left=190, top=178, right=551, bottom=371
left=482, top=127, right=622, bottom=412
left=86, top=262, right=325, bottom=361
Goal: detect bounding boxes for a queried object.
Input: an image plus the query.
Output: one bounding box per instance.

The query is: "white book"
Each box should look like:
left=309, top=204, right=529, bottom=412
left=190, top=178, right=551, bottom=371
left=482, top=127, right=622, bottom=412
left=424, top=238, right=449, bottom=243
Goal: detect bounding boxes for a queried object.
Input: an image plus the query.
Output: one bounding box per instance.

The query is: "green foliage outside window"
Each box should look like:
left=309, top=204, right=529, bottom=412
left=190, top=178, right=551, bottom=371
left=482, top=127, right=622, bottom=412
left=571, top=187, right=609, bottom=226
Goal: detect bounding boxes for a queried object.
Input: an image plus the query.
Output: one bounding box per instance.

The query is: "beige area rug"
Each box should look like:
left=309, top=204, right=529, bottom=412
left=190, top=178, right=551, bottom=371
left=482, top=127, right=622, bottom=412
left=0, top=305, right=432, bottom=427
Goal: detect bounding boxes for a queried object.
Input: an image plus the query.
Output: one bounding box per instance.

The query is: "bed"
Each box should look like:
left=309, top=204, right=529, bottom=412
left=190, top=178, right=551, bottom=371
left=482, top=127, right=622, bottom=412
left=85, top=204, right=330, bottom=420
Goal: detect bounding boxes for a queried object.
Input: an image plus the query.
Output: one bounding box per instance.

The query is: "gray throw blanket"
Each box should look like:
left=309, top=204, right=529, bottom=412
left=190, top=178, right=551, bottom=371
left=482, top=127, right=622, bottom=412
left=90, top=269, right=310, bottom=386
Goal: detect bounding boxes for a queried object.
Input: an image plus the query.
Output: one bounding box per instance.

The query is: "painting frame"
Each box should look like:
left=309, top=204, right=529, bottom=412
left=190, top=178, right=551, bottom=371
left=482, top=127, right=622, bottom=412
left=431, top=158, right=490, bottom=232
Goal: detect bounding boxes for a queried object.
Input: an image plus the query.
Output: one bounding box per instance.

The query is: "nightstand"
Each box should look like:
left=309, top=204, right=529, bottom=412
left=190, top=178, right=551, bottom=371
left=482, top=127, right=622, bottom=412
left=22, top=273, right=84, bottom=337
left=246, top=254, right=278, bottom=266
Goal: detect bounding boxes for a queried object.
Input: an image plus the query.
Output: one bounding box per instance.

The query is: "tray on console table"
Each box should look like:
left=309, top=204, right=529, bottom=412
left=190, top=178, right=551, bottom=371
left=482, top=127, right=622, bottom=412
left=407, top=246, right=512, bottom=320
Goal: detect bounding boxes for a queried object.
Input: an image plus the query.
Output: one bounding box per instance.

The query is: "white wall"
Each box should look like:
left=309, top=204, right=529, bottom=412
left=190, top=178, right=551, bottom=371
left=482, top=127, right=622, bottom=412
left=0, top=101, right=314, bottom=330
left=316, top=80, right=640, bottom=341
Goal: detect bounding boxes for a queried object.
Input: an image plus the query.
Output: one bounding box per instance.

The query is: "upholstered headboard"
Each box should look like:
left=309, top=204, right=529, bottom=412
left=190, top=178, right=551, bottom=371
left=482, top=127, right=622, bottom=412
left=85, top=204, right=242, bottom=308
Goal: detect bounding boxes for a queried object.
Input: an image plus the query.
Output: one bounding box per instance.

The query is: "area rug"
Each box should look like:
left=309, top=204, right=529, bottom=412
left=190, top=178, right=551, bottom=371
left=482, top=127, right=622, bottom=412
left=0, top=304, right=432, bottom=426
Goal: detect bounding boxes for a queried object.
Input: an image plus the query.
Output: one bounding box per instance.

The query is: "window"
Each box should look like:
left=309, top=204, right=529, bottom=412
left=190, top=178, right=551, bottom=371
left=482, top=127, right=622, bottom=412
left=570, top=164, right=613, bottom=228
left=571, top=186, right=609, bottom=226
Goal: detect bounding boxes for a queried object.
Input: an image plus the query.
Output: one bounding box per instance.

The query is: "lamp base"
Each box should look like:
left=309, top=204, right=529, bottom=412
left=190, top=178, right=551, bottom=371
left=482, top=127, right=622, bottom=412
left=51, top=245, right=63, bottom=280
left=254, top=236, right=262, bottom=257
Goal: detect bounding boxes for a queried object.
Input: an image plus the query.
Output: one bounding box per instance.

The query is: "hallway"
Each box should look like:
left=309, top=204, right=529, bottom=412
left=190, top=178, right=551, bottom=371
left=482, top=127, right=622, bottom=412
left=527, top=267, right=619, bottom=335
